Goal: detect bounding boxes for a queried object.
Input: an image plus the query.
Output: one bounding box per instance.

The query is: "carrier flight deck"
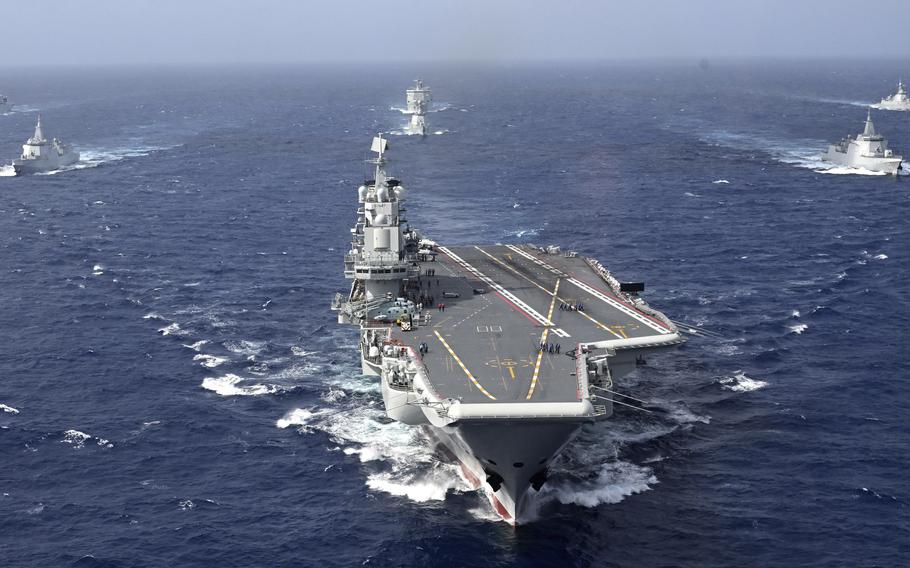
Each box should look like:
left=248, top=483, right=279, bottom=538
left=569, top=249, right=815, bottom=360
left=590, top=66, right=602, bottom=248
left=389, top=244, right=675, bottom=404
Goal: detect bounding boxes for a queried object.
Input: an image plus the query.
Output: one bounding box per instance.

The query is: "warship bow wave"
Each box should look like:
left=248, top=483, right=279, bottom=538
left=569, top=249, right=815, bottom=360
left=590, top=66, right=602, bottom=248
left=332, top=135, right=684, bottom=523
left=823, top=109, right=902, bottom=175
left=11, top=116, right=80, bottom=175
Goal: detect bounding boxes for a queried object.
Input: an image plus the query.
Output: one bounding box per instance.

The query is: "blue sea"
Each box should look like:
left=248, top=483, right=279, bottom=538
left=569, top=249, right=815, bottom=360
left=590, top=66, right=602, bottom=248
left=1, top=61, right=908, bottom=567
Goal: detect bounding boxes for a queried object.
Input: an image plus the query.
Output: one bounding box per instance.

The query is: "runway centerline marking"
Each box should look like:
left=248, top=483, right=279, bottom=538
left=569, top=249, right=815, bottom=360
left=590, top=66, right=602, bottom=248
left=528, top=278, right=560, bottom=400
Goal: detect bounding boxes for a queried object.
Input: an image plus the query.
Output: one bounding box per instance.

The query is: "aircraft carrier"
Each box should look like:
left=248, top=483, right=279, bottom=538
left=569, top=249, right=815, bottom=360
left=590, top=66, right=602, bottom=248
left=332, top=135, right=684, bottom=523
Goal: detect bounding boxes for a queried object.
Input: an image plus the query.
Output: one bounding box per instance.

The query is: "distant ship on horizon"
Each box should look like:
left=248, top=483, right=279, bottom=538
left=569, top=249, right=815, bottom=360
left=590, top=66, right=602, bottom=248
left=872, top=80, right=910, bottom=111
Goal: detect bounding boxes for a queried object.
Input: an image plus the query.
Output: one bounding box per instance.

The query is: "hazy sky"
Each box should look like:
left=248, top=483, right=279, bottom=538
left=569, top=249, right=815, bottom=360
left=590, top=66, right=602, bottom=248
left=3, top=0, right=909, bottom=65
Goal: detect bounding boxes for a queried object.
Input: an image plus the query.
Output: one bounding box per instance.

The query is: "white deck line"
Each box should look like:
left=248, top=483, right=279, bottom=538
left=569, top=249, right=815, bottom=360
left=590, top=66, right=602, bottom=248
left=439, top=246, right=557, bottom=329
left=506, top=244, right=670, bottom=335
left=564, top=278, right=670, bottom=334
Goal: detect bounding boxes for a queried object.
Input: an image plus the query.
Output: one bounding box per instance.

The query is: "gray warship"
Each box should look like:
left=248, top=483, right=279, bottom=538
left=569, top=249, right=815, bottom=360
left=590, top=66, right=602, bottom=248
left=873, top=80, right=910, bottom=111
left=404, top=79, right=431, bottom=136
left=332, top=135, right=684, bottom=523
left=11, top=116, right=80, bottom=175
left=823, top=109, right=902, bottom=175
left=0, top=94, right=9, bottom=113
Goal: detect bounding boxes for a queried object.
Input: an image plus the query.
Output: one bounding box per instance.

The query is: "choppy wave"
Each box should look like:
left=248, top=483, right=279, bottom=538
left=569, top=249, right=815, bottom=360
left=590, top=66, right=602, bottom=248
left=787, top=324, right=809, bottom=335
left=201, top=373, right=282, bottom=396
left=193, top=353, right=228, bottom=368
left=717, top=371, right=768, bottom=392
left=61, top=429, right=113, bottom=449
left=545, top=461, right=657, bottom=508
left=276, top=374, right=471, bottom=506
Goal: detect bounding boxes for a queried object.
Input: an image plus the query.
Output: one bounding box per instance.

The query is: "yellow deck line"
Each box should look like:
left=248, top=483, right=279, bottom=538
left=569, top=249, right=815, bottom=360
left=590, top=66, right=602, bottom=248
left=475, top=246, right=622, bottom=339
left=527, top=279, right=560, bottom=400
left=433, top=330, right=496, bottom=400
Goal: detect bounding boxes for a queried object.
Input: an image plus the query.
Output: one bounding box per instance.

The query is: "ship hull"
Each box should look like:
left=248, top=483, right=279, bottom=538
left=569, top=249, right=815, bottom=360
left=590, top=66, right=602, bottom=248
left=426, top=418, right=582, bottom=523
left=823, top=147, right=902, bottom=174
left=12, top=153, right=80, bottom=175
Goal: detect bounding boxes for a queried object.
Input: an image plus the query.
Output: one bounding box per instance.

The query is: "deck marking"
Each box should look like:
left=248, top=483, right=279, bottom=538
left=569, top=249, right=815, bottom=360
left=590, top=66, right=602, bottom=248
left=527, top=279, right=560, bottom=400
left=433, top=330, right=496, bottom=400
left=439, top=247, right=555, bottom=328
left=565, top=278, right=671, bottom=334
left=504, top=244, right=671, bottom=335
left=475, top=245, right=616, bottom=338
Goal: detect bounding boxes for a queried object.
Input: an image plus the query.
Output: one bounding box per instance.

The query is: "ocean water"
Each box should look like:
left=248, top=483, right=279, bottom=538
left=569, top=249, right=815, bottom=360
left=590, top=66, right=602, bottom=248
left=1, top=61, right=908, bottom=567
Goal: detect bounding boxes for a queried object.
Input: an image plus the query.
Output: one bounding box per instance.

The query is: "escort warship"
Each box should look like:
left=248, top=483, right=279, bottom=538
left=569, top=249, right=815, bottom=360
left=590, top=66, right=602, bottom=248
left=12, top=116, right=80, bottom=175
left=332, top=135, right=684, bottom=523
left=873, top=80, right=910, bottom=111
left=404, top=79, right=432, bottom=136
left=823, top=109, right=903, bottom=175
left=0, top=94, right=9, bottom=113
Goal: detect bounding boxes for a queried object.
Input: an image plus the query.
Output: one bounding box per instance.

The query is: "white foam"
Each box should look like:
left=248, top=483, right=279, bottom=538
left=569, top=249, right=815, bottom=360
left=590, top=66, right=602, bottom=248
left=366, top=468, right=464, bottom=502
left=874, top=253, right=888, bottom=260
left=684, top=192, right=700, bottom=197
left=291, top=346, right=317, bottom=357
left=817, top=165, right=889, bottom=176
left=201, top=373, right=280, bottom=396
left=0, top=165, right=16, bottom=177
left=277, top=378, right=469, bottom=505
left=712, top=179, right=730, bottom=184
left=546, top=461, right=657, bottom=508
left=718, top=371, right=768, bottom=392
left=224, top=339, right=266, bottom=356
left=157, top=322, right=182, bottom=336
left=142, top=312, right=164, bottom=321
left=0, top=403, right=20, bottom=414
left=787, top=324, right=809, bottom=335
left=92, top=264, right=104, bottom=276
left=791, top=309, right=801, bottom=318
left=61, top=429, right=113, bottom=449
left=182, top=340, right=209, bottom=351
left=193, top=353, right=228, bottom=368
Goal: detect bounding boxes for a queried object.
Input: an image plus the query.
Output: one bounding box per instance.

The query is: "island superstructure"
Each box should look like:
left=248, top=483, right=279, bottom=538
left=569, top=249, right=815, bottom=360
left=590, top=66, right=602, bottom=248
left=332, top=135, right=684, bottom=523
left=823, top=109, right=903, bottom=175
left=11, top=116, right=80, bottom=175
left=874, top=80, right=910, bottom=111
left=405, top=79, right=432, bottom=136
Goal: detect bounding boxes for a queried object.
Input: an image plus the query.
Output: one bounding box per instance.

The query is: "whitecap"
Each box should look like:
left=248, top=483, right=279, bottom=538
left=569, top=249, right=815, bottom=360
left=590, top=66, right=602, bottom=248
left=182, top=340, right=209, bottom=351
left=0, top=403, right=20, bottom=414
left=718, top=371, right=768, bottom=392
left=791, top=309, right=801, bottom=318
left=157, top=322, right=182, bottom=336
left=61, top=429, right=113, bottom=449
left=193, top=353, right=228, bottom=368
left=873, top=253, right=888, bottom=260
left=787, top=324, right=809, bottom=335
left=201, top=373, right=280, bottom=396
left=712, top=179, right=730, bottom=184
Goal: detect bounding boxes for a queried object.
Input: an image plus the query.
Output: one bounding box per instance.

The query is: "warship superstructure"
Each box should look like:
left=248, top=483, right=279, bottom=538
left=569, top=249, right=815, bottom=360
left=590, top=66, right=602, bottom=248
left=404, top=79, right=431, bottom=136
left=0, top=94, right=9, bottom=113
left=11, top=116, right=80, bottom=175
left=332, top=135, right=684, bottom=523
left=823, top=109, right=903, bottom=175
left=873, top=80, right=910, bottom=111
